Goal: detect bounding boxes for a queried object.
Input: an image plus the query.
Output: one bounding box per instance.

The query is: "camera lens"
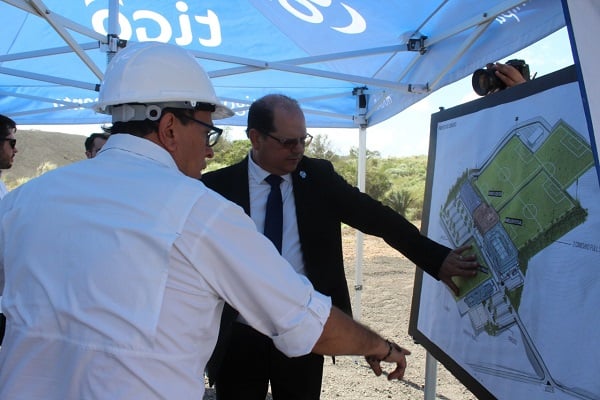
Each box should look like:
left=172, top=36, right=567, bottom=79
left=472, top=68, right=506, bottom=96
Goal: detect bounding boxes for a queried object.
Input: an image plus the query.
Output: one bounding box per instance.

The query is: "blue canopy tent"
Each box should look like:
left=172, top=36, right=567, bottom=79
left=0, top=1, right=579, bottom=398
left=0, top=0, right=565, bottom=127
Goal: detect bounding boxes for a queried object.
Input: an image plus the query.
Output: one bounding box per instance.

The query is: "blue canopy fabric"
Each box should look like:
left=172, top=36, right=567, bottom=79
left=0, top=0, right=565, bottom=128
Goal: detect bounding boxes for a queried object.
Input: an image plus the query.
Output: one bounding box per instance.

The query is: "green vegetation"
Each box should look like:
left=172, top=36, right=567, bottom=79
left=207, top=133, right=428, bottom=220
left=205, top=128, right=252, bottom=172
left=8, top=161, right=58, bottom=189
left=8, top=131, right=428, bottom=221
left=2, top=130, right=87, bottom=190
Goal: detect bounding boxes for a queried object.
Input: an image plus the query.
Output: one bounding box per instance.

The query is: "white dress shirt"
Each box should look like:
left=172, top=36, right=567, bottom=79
left=248, top=153, right=306, bottom=275
left=0, top=134, right=331, bottom=399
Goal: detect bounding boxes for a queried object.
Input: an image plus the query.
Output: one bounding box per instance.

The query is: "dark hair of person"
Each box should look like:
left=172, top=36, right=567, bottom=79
left=84, top=133, right=110, bottom=151
left=104, top=103, right=215, bottom=137
left=246, top=94, right=301, bottom=137
left=0, top=114, right=17, bottom=139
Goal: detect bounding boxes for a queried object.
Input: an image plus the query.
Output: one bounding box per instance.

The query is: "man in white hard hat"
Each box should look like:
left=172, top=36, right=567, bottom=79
left=0, top=42, right=410, bottom=399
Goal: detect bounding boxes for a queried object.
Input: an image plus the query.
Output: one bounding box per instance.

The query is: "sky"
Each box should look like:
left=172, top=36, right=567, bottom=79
left=21, top=28, right=573, bottom=158
left=319, top=27, right=574, bottom=157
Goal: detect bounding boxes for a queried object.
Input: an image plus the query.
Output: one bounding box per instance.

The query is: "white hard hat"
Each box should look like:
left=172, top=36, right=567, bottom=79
left=95, top=41, right=234, bottom=121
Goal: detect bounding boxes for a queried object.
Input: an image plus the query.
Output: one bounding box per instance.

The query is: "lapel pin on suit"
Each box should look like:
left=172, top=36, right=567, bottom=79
left=299, top=171, right=307, bottom=179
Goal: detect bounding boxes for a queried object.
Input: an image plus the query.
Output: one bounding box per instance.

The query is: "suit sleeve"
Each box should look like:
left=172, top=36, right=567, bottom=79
left=313, top=159, right=450, bottom=279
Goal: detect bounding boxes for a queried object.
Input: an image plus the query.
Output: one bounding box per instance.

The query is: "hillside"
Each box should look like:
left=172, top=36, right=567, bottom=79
left=3, top=131, right=428, bottom=217
left=2, top=129, right=88, bottom=189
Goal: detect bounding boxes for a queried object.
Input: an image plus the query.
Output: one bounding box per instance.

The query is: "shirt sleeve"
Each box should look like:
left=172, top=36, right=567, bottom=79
left=176, top=190, right=332, bottom=357
left=269, top=275, right=331, bottom=356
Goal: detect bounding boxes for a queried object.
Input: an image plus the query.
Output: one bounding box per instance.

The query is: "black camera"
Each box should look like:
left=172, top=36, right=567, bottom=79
left=472, top=59, right=530, bottom=96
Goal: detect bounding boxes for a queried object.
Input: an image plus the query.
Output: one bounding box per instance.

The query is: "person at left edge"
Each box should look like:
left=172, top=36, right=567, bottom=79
left=0, top=114, right=18, bottom=346
left=0, top=115, right=18, bottom=199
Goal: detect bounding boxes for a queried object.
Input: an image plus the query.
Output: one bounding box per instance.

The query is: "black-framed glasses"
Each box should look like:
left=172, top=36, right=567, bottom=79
left=264, top=132, right=313, bottom=149
left=0, top=138, right=16, bottom=149
left=178, top=115, right=223, bottom=147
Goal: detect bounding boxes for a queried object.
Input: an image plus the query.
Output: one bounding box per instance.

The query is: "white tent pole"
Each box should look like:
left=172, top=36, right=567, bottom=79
left=0, top=66, right=98, bottom=90
left=105, top=0, right=120, bottom=65
left=354, top=125, right=366, bottom=321
left=108, top=0, right=119, bottom=37
left=424, top=352, right=438, bottom=400
left=212, top=61, right=428, bottom=93
left=0, top=42, right=101, bottom=63
left=353, top=88, right=368, bottom=321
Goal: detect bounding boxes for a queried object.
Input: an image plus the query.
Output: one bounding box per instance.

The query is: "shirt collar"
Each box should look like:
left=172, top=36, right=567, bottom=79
left=98, top=133, right=179, bottom=171
left=247, top=151, right=291, bottom=184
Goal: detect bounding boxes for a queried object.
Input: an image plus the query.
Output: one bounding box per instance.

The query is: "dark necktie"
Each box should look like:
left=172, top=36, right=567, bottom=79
left=264, top=174, right=283, bottom=253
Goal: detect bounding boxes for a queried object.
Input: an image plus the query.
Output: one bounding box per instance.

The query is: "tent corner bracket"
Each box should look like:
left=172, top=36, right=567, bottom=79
left=407, top=34, right=428, bottom=55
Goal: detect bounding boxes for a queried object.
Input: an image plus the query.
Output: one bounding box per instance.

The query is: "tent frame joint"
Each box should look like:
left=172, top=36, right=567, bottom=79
left=352, top=86, right=369, bottom=127
left=407, top=33, right=428, bottom=54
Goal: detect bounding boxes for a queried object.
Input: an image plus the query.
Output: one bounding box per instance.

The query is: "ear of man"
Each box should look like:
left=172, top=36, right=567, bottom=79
left=248, top=128, right=265, bottom=150
left=156, top=111, right=179, bottom=152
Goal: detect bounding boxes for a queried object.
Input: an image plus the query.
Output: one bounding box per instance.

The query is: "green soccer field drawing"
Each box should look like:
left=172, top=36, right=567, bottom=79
left=441, top=117, right=593, bottom=323
left=412, top=70, right=600, bottom=400
left=437, top=116, right=596, bottom=399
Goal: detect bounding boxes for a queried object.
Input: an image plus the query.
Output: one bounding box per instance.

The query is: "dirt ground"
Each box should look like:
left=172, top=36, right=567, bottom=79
left=203, top=226, right=478, bottom=400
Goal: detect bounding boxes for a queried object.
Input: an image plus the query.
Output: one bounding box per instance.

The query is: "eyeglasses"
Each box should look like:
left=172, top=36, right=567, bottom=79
left=178, top=115, right=223, bottom=147
left=264, top=132, right=313, bottom=149
left=1, top=138, right=16, bottom=149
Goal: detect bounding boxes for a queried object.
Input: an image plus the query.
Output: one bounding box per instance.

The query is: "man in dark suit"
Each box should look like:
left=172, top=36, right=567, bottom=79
left=202, top=94, right=479, bottom=400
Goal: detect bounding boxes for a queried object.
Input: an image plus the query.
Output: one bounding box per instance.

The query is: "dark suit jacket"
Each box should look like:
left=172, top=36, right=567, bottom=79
left=202, top=155, right=450, bottom=313
left=201, top=155, right=451, bottom=381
